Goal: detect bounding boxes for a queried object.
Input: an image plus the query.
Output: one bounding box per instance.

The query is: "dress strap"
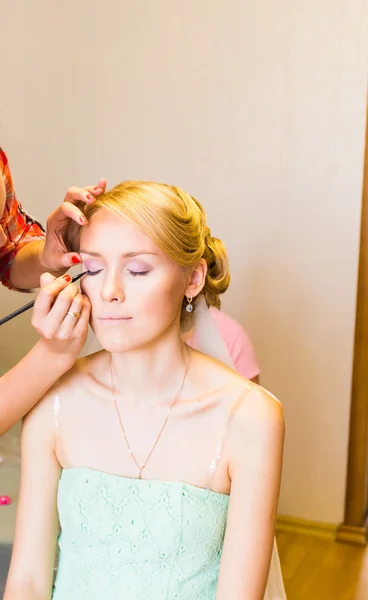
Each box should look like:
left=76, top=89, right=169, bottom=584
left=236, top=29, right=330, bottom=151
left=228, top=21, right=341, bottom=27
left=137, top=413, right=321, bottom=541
left=52, top=380, right=68, bottom=465
left=206, top=383, right=253, bottom=490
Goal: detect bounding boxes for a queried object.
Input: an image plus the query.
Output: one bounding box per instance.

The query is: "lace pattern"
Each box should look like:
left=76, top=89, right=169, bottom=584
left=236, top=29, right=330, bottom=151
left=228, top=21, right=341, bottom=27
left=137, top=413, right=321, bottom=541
left=53, top=468, right=229, bottom=600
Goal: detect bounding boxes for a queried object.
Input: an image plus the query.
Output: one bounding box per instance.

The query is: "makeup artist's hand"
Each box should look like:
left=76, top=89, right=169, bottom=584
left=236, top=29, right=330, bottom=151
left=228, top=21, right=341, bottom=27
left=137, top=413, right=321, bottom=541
left=39, top=178, right=107, bottom=273
left=32, top=272, right=91, bottom=367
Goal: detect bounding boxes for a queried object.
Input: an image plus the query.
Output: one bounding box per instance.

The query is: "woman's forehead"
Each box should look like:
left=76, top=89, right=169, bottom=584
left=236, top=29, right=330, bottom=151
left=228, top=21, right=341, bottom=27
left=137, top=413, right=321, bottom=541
left=80, top=209, right=164, bottom=258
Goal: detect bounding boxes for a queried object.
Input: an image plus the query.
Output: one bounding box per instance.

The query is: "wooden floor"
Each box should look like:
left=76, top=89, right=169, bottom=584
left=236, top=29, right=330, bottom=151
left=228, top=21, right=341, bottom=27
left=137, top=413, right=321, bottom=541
left=276, top=530, right=368, bottom=600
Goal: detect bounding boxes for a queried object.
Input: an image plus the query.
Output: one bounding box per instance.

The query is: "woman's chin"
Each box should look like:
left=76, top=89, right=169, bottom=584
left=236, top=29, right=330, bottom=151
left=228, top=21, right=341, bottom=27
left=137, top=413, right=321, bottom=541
left=92, top=321, right=172, bottom=354
left=93, top=330, right=145, bottom=354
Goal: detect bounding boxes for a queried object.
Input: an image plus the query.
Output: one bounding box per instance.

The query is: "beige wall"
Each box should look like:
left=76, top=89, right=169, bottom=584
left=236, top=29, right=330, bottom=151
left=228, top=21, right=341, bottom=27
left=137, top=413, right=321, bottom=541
left=1, top=0, right=367, bottom=524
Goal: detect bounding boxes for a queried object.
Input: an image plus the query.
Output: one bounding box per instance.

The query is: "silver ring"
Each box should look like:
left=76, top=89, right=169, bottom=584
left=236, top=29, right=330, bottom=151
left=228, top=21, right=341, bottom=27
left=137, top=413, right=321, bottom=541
left=67, top=311, right=80, bottom=318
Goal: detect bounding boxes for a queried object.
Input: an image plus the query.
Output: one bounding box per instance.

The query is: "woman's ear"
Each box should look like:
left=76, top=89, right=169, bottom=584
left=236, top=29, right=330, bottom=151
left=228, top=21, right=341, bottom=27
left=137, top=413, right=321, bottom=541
left=185, top=258, right=207, bottom=299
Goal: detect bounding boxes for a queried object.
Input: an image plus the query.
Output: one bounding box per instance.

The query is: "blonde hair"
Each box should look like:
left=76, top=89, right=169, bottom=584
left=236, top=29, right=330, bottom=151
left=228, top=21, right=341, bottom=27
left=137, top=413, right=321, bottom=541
left=63, top=181, right=230, bottom=321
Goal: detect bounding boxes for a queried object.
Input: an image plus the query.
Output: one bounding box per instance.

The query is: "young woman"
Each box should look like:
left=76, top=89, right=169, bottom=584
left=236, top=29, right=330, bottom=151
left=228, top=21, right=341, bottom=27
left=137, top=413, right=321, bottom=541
left=4, top=181, right=285, bottom=600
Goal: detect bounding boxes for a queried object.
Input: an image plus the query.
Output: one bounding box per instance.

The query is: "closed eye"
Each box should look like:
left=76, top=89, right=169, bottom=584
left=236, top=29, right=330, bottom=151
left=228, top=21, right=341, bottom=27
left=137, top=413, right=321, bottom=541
left=127, top=270, right=149, bottom=277
left=84, top=269, right=149, bottom=277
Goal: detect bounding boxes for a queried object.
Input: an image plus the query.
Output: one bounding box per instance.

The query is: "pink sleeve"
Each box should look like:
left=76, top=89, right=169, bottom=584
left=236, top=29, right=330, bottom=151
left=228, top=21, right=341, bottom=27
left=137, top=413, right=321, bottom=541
left=209, top=308, right=260, bottom=380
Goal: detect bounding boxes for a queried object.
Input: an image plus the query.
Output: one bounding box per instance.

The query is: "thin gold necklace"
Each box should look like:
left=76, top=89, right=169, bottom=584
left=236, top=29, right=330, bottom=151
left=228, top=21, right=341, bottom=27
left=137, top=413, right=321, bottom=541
left=110, top=346, right=191, bottom=479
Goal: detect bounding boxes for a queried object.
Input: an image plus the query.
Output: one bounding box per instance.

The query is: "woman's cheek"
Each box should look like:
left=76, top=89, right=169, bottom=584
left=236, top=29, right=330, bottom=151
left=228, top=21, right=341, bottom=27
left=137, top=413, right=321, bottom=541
left=80, top=277, right=95, bottom=298
left=82, top=284, right=97, bottom=329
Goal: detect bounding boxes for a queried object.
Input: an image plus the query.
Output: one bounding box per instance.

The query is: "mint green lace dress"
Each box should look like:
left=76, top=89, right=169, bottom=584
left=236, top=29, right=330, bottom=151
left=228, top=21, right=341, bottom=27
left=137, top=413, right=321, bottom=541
left=52, top=468, right=229, bottom=599
left=52, top=467, right=286, bottom=599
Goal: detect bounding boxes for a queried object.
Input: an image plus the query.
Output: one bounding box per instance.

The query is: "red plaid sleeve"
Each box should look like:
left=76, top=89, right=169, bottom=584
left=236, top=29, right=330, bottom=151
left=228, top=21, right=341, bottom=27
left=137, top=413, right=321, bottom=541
left=0, top=147, right=45, bottom=289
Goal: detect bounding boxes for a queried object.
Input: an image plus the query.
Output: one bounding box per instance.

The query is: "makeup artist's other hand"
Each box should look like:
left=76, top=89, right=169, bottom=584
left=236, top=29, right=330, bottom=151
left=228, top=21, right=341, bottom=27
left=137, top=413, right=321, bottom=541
left=39, top=178, right=107, bottom=273
left=32, top=273, right=91, bottom=368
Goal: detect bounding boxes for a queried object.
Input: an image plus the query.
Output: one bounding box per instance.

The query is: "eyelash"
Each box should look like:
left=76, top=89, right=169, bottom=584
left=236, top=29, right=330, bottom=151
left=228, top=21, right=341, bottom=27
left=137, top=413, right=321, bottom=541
left=85, top=269, right=149, bottom=277
left=127, top=270, right=149, bottom=277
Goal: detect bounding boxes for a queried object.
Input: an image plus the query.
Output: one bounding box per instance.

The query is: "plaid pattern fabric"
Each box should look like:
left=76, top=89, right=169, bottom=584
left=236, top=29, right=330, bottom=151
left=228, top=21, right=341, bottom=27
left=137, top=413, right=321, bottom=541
left=0, top=147, right=45, bottom=289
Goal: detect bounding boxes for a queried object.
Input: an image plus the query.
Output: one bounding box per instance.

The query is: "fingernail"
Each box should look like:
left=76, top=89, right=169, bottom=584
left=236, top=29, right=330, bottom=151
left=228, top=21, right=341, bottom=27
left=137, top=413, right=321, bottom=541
left=79, top=215, right=87, bottom=224
left=86, top=194, right=93, bottom=200
left=93, top=186, right=100, bottom=191
left=62, top=274, right=72, bottom=282
left=71, top=256, right=81, bottom=264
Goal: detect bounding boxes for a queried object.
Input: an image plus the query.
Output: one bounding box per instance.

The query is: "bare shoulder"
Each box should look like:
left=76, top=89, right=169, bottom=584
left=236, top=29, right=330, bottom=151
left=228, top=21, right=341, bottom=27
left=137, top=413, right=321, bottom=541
left=196, top=348, right=285, bottom=439
left=227, top=383, right=285, bottom=468
left=191, top=348, right=282, bottom=420
left=192, top=347, right=249, bottom=387
left=192, top=347, right=262, bottom=400
left=239, top=383, right=285, bottom=426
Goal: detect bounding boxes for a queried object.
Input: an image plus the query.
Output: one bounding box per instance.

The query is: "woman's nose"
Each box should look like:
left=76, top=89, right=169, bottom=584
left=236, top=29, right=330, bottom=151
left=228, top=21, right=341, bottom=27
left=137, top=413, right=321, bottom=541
left=100, top=273, right=125, bottom=303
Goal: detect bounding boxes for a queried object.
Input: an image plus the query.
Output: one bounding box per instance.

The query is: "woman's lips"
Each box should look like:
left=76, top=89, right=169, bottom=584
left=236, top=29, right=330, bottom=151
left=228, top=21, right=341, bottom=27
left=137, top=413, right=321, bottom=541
left=97, top=316, right=132, bottom=323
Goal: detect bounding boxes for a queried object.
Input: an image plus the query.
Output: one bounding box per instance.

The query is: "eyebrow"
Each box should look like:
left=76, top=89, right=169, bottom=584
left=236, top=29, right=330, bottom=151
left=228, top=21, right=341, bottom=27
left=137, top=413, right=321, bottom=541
left=79, top=250, right=158, bottom=258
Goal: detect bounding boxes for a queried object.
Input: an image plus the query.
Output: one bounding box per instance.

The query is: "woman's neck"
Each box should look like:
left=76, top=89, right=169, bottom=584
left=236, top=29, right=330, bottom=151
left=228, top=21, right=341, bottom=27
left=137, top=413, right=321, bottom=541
left=181, top=329, right=193, bottom=343
left=109, top=334, right=190, bottom=407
